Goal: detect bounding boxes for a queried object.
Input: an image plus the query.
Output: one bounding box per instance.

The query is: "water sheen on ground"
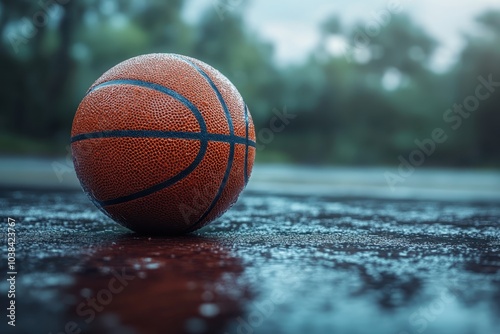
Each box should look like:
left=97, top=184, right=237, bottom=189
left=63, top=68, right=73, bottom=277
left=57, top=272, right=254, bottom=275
left=0, top=175, right=498, bottom=334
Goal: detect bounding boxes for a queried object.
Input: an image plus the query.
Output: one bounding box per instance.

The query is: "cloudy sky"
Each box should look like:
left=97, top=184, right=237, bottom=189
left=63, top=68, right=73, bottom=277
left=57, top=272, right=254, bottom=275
left=184, top=0, right=500, bottom=72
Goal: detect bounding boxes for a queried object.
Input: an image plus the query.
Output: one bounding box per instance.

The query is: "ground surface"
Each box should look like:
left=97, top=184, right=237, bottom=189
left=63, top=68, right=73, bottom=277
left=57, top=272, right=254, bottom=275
left=0, top=162, right=499, bottom=334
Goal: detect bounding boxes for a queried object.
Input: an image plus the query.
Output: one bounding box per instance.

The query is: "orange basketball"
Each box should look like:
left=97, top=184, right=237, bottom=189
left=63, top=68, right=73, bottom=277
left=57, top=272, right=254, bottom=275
left=71, top=53, right=256, bottom=235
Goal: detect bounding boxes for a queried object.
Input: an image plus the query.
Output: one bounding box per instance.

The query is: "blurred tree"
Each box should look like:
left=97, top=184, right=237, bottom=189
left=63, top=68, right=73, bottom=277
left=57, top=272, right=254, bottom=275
left=284, top=14, right=443, bottom=165
left=192, top=9, right=283, bottom=127
left=357, top=15, right=437, bottom=75
left=0, top=0, right=191, bottom=153
left=0, top=0, right=82, bottom=145
left=0, top=2, right=498, bottom=167
left=452, top=10, right=500, bottom=166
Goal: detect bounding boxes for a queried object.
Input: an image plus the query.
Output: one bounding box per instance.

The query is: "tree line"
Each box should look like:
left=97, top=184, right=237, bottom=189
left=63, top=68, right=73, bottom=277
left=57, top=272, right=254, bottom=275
left=0, top=1, right=499, bottom=167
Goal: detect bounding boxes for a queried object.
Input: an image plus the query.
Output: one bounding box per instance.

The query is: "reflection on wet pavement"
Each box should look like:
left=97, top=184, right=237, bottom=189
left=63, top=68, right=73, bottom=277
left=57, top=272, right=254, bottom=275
left=66, top=236, right=247, bottom=334
left=0, top=189, right=498, bottom=334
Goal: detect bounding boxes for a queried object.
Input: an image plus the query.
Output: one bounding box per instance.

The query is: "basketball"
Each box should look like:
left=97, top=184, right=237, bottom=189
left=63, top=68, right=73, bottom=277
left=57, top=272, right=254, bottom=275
left=70, top=53, right=256, bottom=235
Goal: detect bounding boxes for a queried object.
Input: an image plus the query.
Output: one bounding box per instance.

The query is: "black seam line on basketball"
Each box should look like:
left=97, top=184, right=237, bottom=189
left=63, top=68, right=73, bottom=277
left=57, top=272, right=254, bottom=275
left=190, top=145, right=235, bottom=229
left=244, top=105, right=249, bottom=184
left=96, top=140, right=209, bottom=207
left=70, top=130, right=256, bottom=147
left=187, top=143, right=235, bottom=233
left=175, top=55, right=237, bottom=231
left=85, top=78, right=210, bottom=207
left=86, top=79, right=208, bottom=133
left=172, top=55, right=235, bottom=135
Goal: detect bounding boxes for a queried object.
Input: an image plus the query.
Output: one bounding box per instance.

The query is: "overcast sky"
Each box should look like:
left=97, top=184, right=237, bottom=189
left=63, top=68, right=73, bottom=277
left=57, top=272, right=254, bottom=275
left=184, top=0, right=500, bottom=72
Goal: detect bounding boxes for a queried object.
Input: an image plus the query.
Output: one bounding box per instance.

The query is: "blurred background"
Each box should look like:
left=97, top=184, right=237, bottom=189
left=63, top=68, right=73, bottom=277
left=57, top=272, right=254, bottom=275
left=0, top=0, right=499, bottom=167
left=1, top=3, right=499, bottom=334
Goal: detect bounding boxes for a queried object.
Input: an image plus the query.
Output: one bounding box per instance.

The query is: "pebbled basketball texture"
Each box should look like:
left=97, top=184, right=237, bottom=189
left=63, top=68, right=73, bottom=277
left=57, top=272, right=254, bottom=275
left=71, top=53, right=256, bottom=235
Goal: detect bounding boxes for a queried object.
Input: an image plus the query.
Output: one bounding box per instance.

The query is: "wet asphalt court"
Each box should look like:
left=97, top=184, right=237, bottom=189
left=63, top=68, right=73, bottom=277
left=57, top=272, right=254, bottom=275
left=0, top=162, right=499, bottom=334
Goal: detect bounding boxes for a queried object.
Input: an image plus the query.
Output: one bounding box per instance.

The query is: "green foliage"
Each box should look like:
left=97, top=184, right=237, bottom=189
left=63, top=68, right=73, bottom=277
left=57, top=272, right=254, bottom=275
left=0, top=1, right=498, bottom=167
left=450, top=10, right=500, bottom=166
